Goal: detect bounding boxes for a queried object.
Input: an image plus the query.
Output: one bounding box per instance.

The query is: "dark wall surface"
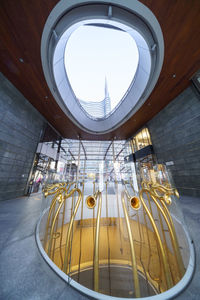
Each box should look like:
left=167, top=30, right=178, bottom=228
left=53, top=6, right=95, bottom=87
left=148, top=86, right=200, bottom=197
left=0, top=73, right=45, bottom=200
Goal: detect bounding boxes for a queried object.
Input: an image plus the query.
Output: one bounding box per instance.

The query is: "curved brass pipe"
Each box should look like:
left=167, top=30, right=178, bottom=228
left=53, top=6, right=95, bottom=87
left=130, top=181, right=162, bottom=282
left=143, top=192, right=162, bottom=283
left=156, top=206, right=174, bottom=284
left=141, top=180, right=152, bottom=189
left=151, top=186, right=172, bottom=205
left=94, top=191, right=102, bottom=292
left=150, top=182, right=184, bottom=277
left=105, top=181, right=111, bottom=294
left=77, top=177, right=85, bottom=282
left=141, top=182, right=184, bottom=278
left=43, top=183, right=75, bottom=225
left=43, top=186, right=59, bottom=198
left=147, top=190, right=184, bottom=279
left=122, top=192, right=141, bottom=298
left=136, top=206, right=151, bottom=293
left=43, top=188, right=67, bottom=249
left=174, top=188, right=179, bottom=198
left=139, top=189, right=173, bottom=289
left=160, top=199, right=185, bottom=276
left=47, top=187, right=77, bottom=257
left=63, top=188, right=82, bottom=274
left=151, top=183, right=179, bottom=203
left=43, top=182, right=67, bottom=197
left=59, top=192, right=67, bottom=269
left=47, top=193, right=64, bottom=257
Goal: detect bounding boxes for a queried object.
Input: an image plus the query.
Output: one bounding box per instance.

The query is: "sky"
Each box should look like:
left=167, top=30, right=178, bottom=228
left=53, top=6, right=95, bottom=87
left=64, top=25, right=139, bottom=110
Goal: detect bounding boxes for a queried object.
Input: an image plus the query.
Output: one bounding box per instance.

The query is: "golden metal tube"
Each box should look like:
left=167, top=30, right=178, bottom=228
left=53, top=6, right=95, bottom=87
left=94, top=192, right=102, bottom=292
left=148, top=181, right=184, bottom=278
left=93, top=180, right=96, bottom=244
left=156, top=207, right=175, bottom=284
left=52, top=210, right=59, bottom=261
left=151, top=184, right=179, bottom=202
left=59, top=194, right=66, bottom=269
left=47, top=194, right=64, bottom=257
left=151, top=181, right=183, bottom=276
left=43, top=188, right=66, bottom=250
left=141, top=180, right=151, bottom=189
left=78, top=179, right=85, bottom=282
left=105, top=181, right=111, bottom=295
left=139, top=189, right=173, bottom=289
left=44, top=183, right=67, bottom=197
left=63, top=188, right=82, bottom=274
left=136, top=209, right=150, bottom=294
left=78, top=159, right=86, bottom=282
left=149, top=192, right=184, bottom=279
left=174, top=188, right=179, bottom=198
left=122, top=192, right=140, bottom=298
left=142, top=198, right=161, bottom=283
left=151, top=186, right=172, bottom=205
left=140, top=190, right=162, bottom=288
left=112, top=140, right=123, bottom=252
left=160, top=199, right=185, bottom=276
left=47, top=191, right=67, bottom=257
left=146, top=190, right=163, bottom=282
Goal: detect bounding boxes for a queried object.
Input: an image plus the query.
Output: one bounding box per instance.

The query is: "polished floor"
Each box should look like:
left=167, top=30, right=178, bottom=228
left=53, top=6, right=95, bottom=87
left=0, top=192, right=199, bottom=300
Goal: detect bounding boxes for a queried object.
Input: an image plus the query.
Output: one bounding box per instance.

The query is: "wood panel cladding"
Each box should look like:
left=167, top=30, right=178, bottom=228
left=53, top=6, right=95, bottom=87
left=0, top=0, right=200, bottom=140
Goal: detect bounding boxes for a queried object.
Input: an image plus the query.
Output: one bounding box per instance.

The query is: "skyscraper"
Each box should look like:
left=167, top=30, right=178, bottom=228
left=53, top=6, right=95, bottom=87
left=79, top=77, right=111, bottom=119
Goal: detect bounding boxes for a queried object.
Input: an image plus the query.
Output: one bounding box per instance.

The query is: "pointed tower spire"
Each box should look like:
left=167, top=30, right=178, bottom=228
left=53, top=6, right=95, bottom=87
left=105, top=76, right=109, bottom=99
left=104, top=76, right=111, bottom=116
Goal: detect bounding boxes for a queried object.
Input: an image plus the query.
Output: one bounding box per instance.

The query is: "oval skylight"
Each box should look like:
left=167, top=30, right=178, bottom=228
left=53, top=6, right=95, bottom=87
left=42, top=2, right=164, bottom=134
left=64, top=24, right=139, bottom=119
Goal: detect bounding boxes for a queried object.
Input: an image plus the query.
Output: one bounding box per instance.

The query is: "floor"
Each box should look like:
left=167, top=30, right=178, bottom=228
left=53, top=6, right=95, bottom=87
left=0, top=193, right=199, bottom=300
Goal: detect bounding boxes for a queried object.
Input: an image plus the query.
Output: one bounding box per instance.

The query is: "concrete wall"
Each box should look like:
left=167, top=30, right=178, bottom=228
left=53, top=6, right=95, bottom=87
left=148, top=86, right=200, bottom=197
left=0, top=73, right=45, bottom=200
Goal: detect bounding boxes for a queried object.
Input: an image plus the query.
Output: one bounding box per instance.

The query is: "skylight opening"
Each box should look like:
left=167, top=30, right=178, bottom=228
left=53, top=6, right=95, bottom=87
left=64, top=23, right=139, bottom=118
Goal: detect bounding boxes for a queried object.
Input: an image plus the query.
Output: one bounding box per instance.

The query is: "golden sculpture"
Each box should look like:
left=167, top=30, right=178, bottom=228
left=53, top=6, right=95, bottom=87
left=41, top=179, right=186, bottom=298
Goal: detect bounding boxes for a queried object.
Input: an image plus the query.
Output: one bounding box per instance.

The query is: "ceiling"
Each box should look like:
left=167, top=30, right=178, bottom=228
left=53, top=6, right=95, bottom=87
left=1, top=0, right=200, bottom=140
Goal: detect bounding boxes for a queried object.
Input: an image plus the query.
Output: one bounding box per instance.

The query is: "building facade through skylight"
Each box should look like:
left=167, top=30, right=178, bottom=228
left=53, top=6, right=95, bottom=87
left=64, top=24, right=139, bottom=119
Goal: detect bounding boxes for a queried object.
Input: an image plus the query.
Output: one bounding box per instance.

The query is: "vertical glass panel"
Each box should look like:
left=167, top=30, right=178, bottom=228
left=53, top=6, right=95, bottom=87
left=37, top=138, right=194, bottom=300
